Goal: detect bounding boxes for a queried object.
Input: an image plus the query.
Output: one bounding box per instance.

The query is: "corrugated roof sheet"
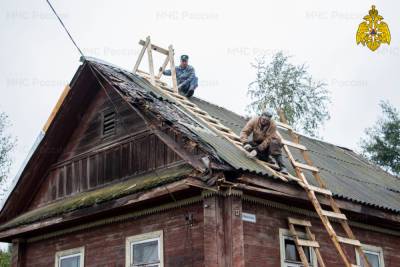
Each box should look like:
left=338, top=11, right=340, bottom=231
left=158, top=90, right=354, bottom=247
left=190, top=97, right=400, bottom=212
left=88, top=58, right=400, bottom=213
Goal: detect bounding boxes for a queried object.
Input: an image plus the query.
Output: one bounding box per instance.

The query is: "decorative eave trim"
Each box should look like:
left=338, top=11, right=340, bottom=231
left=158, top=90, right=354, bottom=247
left=201, top=189, right=243, bottom=198
left=242, top=194, right=400, bottom=237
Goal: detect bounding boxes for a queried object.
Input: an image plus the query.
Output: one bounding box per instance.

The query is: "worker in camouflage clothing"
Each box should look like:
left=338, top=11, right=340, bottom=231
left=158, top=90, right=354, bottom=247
left=162, top=55, right=198, bottom=97
left=240, top=109, right=288, bottom=174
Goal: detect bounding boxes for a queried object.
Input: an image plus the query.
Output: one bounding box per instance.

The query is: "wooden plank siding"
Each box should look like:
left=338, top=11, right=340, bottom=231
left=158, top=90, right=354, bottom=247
left=26, top=80, right=201, bottom=211
left=28, top=131, right=188, bottom=209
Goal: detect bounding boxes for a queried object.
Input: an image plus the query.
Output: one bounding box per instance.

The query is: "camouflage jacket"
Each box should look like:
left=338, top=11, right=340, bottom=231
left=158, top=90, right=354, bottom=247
left=240, top=116, right=282, bottom=151
left=163, top=65, right=196, bottom=87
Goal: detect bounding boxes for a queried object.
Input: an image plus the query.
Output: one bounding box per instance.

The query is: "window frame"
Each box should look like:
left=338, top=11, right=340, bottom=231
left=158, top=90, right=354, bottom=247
left=279, top=228, right=317, bottom=267
left=356, top=244, right=385, bottom=267
left=55, top=246, right=85, bottom=267
left=125, top=230, right=164, bottom=267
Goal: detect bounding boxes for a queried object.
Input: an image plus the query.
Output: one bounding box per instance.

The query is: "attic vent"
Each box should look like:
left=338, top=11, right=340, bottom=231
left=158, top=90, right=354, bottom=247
left=102, top=110, right=116, bottom=137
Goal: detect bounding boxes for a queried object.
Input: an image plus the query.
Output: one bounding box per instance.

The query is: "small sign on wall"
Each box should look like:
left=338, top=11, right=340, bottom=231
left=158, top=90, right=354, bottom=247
left=242, top=212, right=256, bottom=223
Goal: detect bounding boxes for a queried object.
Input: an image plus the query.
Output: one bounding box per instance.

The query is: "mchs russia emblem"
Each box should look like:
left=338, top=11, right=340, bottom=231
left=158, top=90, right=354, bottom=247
left=356, top=5, right=391, bottom=51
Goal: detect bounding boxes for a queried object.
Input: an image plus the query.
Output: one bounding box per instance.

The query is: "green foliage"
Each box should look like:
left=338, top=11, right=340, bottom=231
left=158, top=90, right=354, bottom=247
left=0, top=246, right=11, bottom=267
left=0, top=112, right=15, bottom=185
left=247, top=52, right=330, bottom=137
left=361, top=101, right=400, bottom=175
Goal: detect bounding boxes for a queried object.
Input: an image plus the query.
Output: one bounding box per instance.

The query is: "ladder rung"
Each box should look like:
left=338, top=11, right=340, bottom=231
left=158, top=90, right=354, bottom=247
left=284, top=173, right=301, bottom=182
left=282, top=139, right=307, bottom=151
left=187, top=106, right=207, bottom=115
left=154, top=79, right=168, bottom=86
left=288, top=217, right=312, bottom=227
left=337, top=236, right=361, bottom=246
left=218, top=130, right=241, bottom=142
left=197, top=113, right=219, bottom=124
left=210, top=122, right=232, bottom=133
left=166, top=90, right=185, bottom=99
left=306, top=185, right=332, bottom=196
left=159, top=85, right=175, bottom=93
left=296, top=238, right=320, bottom=248
left=321, top=210, right=347, bottom=220
left=294, top=162, right=319, bottom=172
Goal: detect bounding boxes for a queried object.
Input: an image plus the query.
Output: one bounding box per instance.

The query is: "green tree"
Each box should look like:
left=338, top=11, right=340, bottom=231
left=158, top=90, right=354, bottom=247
left=0, top=246, right=11, bottom=267
left=0, top=112, right=16, bottom=191
left=361, top=101, right=400, bottom=175
left=247, top=52, right=330, bottom=137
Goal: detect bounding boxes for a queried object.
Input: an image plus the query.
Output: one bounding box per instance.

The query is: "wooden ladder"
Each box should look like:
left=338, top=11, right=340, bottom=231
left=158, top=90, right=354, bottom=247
left=277, top=111, right=371, bottom=267
left=287, top=217, right=326, bottom=267
left=132, top=36, right=294, bottom=182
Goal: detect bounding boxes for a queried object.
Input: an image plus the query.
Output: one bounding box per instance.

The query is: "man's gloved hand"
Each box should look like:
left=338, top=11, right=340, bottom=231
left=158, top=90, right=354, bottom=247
left=243, top=143, right=253, bottom=151
left=248, top=150, right=257, bottom=158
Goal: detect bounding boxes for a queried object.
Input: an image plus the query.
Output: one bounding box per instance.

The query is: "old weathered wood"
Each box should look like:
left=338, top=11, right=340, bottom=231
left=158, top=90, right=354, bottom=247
left=11, top=239, right=25, bottom=267
left=150, top=127, right=206, bottom=172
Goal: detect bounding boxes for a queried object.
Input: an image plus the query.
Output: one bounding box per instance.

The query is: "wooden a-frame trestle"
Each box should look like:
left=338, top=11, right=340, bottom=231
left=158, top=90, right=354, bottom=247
left=277, top=111, right=371, bottom=267
left=132, top=36, right=292, bottom=182
left=132, top=37, right=371, bottom=267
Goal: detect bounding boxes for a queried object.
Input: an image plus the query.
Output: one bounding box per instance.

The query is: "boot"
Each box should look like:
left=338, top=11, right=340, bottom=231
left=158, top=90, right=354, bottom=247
left=273, top=154, right=288, bottom=174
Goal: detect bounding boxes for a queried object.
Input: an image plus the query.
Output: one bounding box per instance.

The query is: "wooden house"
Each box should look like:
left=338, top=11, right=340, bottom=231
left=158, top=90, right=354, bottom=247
left=0, top=57, right=399, bottom=267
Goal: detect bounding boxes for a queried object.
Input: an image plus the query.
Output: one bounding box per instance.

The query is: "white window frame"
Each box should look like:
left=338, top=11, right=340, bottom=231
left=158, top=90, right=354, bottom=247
left=125, top=230, right=164, bottom=267
left=279, top=228, right=317, bottom=267
left=55, top=246, right=85, bottom=267
left=356, top=244, right=385, bottom=267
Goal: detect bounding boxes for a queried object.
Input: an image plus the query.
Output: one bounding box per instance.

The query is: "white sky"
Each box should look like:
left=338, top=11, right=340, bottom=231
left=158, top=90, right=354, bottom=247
left=0, top=0, right=399, bottom=192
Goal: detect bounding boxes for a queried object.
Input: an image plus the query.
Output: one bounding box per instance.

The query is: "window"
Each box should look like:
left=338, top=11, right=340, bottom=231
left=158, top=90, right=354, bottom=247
left=126, top=231, right=163, bottom=267
left=55, top=247, right=84, bottom=267
left=356, top=244, right=385, bottom=267
left=279, top=229, right=317, bottom=267
left=102, top=110, right=116, bottom=137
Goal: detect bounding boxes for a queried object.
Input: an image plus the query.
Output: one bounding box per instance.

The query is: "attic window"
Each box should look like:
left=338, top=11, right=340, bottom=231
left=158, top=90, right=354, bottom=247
left=102, top=110, right=116, bottom=137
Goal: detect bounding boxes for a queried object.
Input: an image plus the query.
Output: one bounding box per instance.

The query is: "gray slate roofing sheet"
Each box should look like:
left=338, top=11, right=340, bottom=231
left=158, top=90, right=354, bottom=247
left=89, top=58, right=400, bottom=213
left=190, top=97, right=400, bottom=212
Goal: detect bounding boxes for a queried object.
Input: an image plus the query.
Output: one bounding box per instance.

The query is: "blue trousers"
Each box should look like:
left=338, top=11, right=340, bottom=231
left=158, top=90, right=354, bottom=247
left=179, top=77, right=198, bottom=97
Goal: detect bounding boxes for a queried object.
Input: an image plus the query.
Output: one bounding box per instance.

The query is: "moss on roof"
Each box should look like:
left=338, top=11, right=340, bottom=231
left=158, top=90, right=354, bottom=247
left=0, top=165, right=193, bottom=231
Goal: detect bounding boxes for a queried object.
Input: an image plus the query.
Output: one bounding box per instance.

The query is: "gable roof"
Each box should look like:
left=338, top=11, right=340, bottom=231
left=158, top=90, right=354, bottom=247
left=1, top=56, right=399, bottom=227
left=86, top=57, right=400, bottom=213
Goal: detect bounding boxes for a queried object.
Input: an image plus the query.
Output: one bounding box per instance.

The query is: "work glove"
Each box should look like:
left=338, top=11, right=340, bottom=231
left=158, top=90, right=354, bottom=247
left=248, top=150, right=257, bottom=158
left=243, top=143, right=253, bottom=151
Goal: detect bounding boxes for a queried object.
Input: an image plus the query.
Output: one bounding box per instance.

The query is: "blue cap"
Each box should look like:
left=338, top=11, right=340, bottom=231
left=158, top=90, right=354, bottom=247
left=181, top=55, right=189, bottom=61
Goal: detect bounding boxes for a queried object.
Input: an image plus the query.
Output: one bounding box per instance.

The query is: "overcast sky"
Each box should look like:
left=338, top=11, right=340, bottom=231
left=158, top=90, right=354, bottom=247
left=0, top=0, right=399, bottom=191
